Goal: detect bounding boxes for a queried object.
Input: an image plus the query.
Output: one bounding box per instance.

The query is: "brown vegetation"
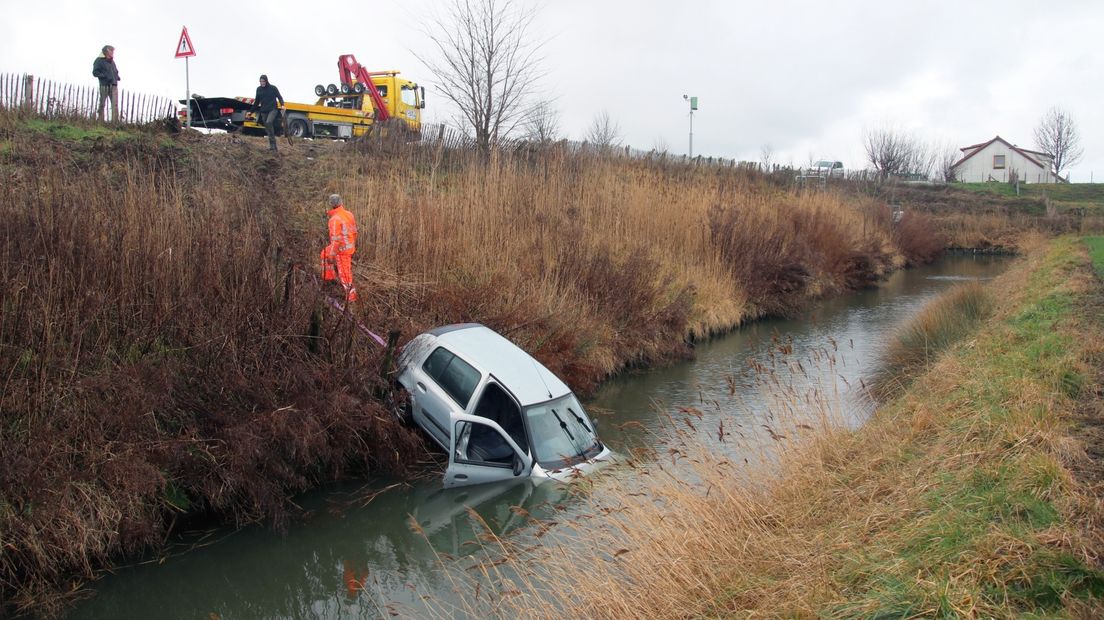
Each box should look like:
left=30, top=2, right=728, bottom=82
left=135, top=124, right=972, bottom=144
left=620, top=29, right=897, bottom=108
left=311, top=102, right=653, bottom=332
left=857, top=181, right=1104, bottom=251
left=0, top=110, right=939, bottom=614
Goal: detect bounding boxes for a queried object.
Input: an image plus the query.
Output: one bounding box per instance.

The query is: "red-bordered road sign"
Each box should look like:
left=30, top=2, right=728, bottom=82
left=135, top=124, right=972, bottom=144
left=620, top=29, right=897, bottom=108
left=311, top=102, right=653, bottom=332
left=175, top=27, right=196, bottom=58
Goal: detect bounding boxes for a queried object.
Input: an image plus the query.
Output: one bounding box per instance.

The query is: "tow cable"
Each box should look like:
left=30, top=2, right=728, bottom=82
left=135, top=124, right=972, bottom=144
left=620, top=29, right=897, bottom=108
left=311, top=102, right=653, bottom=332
left=288, top=264, right=387, bottom=347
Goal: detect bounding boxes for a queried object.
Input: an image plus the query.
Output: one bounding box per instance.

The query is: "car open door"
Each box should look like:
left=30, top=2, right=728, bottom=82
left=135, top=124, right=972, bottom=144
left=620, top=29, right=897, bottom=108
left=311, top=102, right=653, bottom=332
left=445, top=413, right=532, bottom=488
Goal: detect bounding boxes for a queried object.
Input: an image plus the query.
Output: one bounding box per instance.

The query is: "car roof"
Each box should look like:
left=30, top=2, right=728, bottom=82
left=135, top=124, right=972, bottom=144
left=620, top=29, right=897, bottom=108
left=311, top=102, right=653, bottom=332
left=431, top=324, right=571, bottom=406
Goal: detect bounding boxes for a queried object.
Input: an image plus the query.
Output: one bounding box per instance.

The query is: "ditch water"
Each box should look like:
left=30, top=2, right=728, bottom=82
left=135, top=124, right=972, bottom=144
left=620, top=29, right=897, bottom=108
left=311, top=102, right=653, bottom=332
left=69, top=255, right=1012, bottom=619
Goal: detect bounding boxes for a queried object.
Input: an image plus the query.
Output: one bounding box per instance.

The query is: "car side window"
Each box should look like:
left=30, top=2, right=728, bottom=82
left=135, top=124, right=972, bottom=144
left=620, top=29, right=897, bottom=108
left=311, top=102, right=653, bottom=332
left=422, top=347, right=481, bottom=409
left=423, top=347, right=452, bottom=381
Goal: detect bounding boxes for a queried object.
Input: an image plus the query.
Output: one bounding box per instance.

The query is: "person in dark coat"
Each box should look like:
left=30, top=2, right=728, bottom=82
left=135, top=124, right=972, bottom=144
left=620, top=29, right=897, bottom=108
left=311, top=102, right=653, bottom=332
left=254, top=75, right=285, bottom=152
left=92, top=45, right=121, bottom=122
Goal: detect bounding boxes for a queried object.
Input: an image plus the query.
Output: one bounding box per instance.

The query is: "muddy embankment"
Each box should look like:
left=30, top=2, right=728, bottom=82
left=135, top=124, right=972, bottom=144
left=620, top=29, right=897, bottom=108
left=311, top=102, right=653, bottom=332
left=0, top=113, right=1051, bottom=614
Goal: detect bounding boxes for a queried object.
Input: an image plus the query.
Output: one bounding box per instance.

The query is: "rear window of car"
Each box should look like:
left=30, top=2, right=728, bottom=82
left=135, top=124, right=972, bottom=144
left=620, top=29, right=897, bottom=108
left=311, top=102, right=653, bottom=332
left=422, top=347, right=481, bottom=409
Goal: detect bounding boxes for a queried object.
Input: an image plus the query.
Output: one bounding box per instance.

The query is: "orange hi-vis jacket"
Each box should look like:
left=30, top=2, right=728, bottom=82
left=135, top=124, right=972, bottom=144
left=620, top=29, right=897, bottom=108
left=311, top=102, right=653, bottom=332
left=321, top=204, right=359, bottom=302
left=324, top=205, right=357, bottom=257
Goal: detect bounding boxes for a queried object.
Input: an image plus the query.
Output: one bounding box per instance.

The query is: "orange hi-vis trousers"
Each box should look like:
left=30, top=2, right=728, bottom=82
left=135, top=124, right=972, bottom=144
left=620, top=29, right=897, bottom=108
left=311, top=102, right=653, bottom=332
left=321, top=250, right=357, bottom=302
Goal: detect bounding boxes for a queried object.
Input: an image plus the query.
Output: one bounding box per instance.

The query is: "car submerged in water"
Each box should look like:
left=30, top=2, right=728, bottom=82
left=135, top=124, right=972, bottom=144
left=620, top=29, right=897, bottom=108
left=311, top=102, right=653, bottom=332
left=394, top=323, right=612, bottom=488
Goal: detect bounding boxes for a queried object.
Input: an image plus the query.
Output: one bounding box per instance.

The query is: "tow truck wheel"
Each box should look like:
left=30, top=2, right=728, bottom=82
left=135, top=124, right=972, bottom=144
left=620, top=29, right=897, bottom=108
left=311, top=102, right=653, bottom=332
left=353, top=83, right=365, bottom=94
left=288, top=118, right=309, bottom=138
left=314, top=84, right=326, bottom=97
left=326, top=83, right=338, bottom=96
left=340, top=84, right=351, bottom=95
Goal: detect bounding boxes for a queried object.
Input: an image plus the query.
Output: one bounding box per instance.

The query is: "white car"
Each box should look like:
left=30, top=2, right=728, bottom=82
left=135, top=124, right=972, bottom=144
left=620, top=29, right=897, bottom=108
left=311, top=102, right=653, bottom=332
left=798, top=160, right=844, bottom=180
left=394, top=323, right=612, bottom=488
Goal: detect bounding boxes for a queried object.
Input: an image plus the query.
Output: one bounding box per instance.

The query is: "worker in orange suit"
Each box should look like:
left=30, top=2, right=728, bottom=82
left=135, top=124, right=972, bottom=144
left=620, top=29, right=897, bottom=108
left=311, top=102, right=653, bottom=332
left=320, top=193, right=358, bottom=302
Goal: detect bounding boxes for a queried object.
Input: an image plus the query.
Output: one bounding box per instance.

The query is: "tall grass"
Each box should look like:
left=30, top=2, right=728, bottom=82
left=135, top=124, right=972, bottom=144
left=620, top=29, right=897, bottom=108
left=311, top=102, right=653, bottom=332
left=0, top=115, right=426, bottom=614
left=329, top=143, right=912, bottom=376
left=0, top=113, right=936, bottom=613
left=872, top=281, right=992, bottom=398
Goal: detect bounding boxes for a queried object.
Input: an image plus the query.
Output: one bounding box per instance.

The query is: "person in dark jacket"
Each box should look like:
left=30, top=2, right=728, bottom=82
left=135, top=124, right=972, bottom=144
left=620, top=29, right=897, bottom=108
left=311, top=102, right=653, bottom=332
left=254, top=74, right=285, bottom=152
left=92, top=45, right=120, bottom=122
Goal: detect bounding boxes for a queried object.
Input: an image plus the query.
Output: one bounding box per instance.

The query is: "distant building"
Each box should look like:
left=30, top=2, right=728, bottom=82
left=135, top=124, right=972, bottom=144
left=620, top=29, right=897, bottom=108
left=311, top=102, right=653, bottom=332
left=950, top=136, right=1062, bottom=184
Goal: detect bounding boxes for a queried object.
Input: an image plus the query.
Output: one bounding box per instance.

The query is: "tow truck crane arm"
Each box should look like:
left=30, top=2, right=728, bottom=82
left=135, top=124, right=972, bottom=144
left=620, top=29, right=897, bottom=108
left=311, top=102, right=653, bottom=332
left=337, top=54, right=391, bottom=122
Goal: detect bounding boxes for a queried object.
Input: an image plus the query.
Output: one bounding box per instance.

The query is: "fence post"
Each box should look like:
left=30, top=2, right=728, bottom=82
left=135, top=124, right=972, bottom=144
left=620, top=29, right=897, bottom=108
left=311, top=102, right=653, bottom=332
left=380, top=330, right=402, bottom=381
left=22, top=74, right=34, bottom=109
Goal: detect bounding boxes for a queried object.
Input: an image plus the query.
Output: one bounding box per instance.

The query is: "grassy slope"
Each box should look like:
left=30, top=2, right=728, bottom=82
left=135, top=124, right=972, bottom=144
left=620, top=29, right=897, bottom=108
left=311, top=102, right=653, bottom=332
left=821, top=237, right=1104, bottom=616
left=477, top=236, right=1104, bottom=618
left=957, top=182, right=1104, bottom=214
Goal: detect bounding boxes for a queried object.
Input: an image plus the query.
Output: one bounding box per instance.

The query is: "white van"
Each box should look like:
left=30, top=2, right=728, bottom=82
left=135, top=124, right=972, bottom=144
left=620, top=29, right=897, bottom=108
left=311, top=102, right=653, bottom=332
left=394, top=323, right=612, bottom=488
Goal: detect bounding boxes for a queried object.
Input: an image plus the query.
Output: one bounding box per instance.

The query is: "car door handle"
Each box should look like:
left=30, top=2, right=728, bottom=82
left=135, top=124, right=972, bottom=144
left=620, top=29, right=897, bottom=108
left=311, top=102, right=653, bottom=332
left=416, top=382, right=427, bottom=393
left=454, top=474, right=468, bottom=481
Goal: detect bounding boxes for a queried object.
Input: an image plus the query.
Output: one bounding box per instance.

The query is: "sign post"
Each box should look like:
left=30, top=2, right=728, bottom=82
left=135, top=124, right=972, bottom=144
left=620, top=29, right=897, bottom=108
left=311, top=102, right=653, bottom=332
left=175, top=26, right=197, bottom=127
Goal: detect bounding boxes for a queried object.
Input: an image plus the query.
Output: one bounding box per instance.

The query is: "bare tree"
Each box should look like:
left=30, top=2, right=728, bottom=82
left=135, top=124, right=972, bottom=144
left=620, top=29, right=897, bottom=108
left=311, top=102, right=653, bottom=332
left=417, top=0, right=545, bottom=153
left=1033, top=106, right=1083, bottom=178
left=760, top=144, right=774, bottom=173
left=939, top=142, right=960, bottom=182
left=585, top=110, right=621, bottom=151
left=862, top=126, right=933, bottom=179
left=522, top=100, right=559, bottom=144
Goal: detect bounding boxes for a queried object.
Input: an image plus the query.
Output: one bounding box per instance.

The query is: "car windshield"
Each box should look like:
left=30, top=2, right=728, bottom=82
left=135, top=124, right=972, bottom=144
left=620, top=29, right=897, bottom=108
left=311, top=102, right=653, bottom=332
left=524, top=394, right=600, bottom=468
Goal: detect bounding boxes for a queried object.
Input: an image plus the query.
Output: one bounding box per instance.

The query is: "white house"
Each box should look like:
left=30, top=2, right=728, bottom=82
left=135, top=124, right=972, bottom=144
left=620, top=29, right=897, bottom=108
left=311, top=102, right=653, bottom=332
left=950, top=136, right=1062, bottom=184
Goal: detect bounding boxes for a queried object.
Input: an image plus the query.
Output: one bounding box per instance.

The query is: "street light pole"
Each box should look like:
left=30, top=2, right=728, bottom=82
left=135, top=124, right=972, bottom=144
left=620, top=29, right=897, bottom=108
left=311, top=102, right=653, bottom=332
left=683, top=94, right=697, bottom=158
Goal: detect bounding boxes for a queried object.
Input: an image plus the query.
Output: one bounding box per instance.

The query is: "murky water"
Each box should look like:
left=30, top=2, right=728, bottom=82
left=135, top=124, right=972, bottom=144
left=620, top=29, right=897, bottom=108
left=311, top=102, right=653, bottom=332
left=69, top=255, right=1012, bottom=619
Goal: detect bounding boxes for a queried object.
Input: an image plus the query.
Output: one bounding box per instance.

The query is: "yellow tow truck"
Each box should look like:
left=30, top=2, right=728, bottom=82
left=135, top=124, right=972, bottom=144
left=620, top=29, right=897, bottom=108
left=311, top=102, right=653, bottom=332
left=180, top=54, right=424, bottom=139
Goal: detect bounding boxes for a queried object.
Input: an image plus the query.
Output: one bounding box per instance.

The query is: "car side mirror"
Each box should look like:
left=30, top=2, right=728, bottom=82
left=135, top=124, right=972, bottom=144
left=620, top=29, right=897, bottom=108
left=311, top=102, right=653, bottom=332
left=512, top=454, right=524, bottom=477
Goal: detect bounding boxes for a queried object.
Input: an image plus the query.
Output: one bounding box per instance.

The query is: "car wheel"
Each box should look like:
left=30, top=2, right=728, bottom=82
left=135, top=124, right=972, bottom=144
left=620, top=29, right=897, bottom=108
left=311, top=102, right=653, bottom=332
left=340, top=83, right=351, bottom=95
left=288, top=118, right=309, bottom=138
left=353, top=82, right=365, bottom=94
left=326, top=83, right=339, bottom=96
left=314, top=84, right=326, bottom=97
left=388, top=388, right=413, bottom=426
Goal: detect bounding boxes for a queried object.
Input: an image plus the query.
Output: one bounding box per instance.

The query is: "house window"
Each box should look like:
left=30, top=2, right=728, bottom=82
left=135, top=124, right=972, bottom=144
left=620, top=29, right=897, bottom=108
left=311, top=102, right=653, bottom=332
left=993, top=155, right=1006, bottom=169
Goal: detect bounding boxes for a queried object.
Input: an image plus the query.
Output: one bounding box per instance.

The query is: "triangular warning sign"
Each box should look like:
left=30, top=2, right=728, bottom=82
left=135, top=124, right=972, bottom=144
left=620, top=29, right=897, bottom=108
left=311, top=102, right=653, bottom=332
left=175, top=27, right=196, bottom=59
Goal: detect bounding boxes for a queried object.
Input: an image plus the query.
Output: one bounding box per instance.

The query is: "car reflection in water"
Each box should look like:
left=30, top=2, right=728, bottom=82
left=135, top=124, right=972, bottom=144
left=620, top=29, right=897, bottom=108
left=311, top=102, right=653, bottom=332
left=70, top=476, right=579, bottom=619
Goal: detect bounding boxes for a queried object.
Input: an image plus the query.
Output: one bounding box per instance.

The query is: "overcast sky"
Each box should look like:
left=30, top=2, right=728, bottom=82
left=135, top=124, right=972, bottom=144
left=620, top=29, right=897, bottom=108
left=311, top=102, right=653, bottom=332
left=3, top=0, right=1101, bottom=180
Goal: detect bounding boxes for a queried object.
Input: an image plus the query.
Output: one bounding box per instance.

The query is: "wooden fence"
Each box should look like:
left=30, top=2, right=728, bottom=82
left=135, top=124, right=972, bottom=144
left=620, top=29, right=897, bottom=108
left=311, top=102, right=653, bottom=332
left=0, top=73, right=175, bottom=123
left=414, top=122, right=750, bottom=169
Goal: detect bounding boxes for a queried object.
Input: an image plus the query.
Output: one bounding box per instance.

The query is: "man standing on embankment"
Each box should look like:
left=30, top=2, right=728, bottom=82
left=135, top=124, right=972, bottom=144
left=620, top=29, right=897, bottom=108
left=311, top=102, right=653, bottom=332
left=92, top=45, right=120, bottom=122
left=321, top=193, right=358, bottom=303
left=254, top=74, right=284, bottom=152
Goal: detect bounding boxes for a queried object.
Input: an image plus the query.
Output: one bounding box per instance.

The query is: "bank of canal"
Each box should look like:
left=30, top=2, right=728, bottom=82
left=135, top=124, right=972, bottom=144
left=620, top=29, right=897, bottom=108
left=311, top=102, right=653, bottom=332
left=69, top=255, right=1012, bottom=619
